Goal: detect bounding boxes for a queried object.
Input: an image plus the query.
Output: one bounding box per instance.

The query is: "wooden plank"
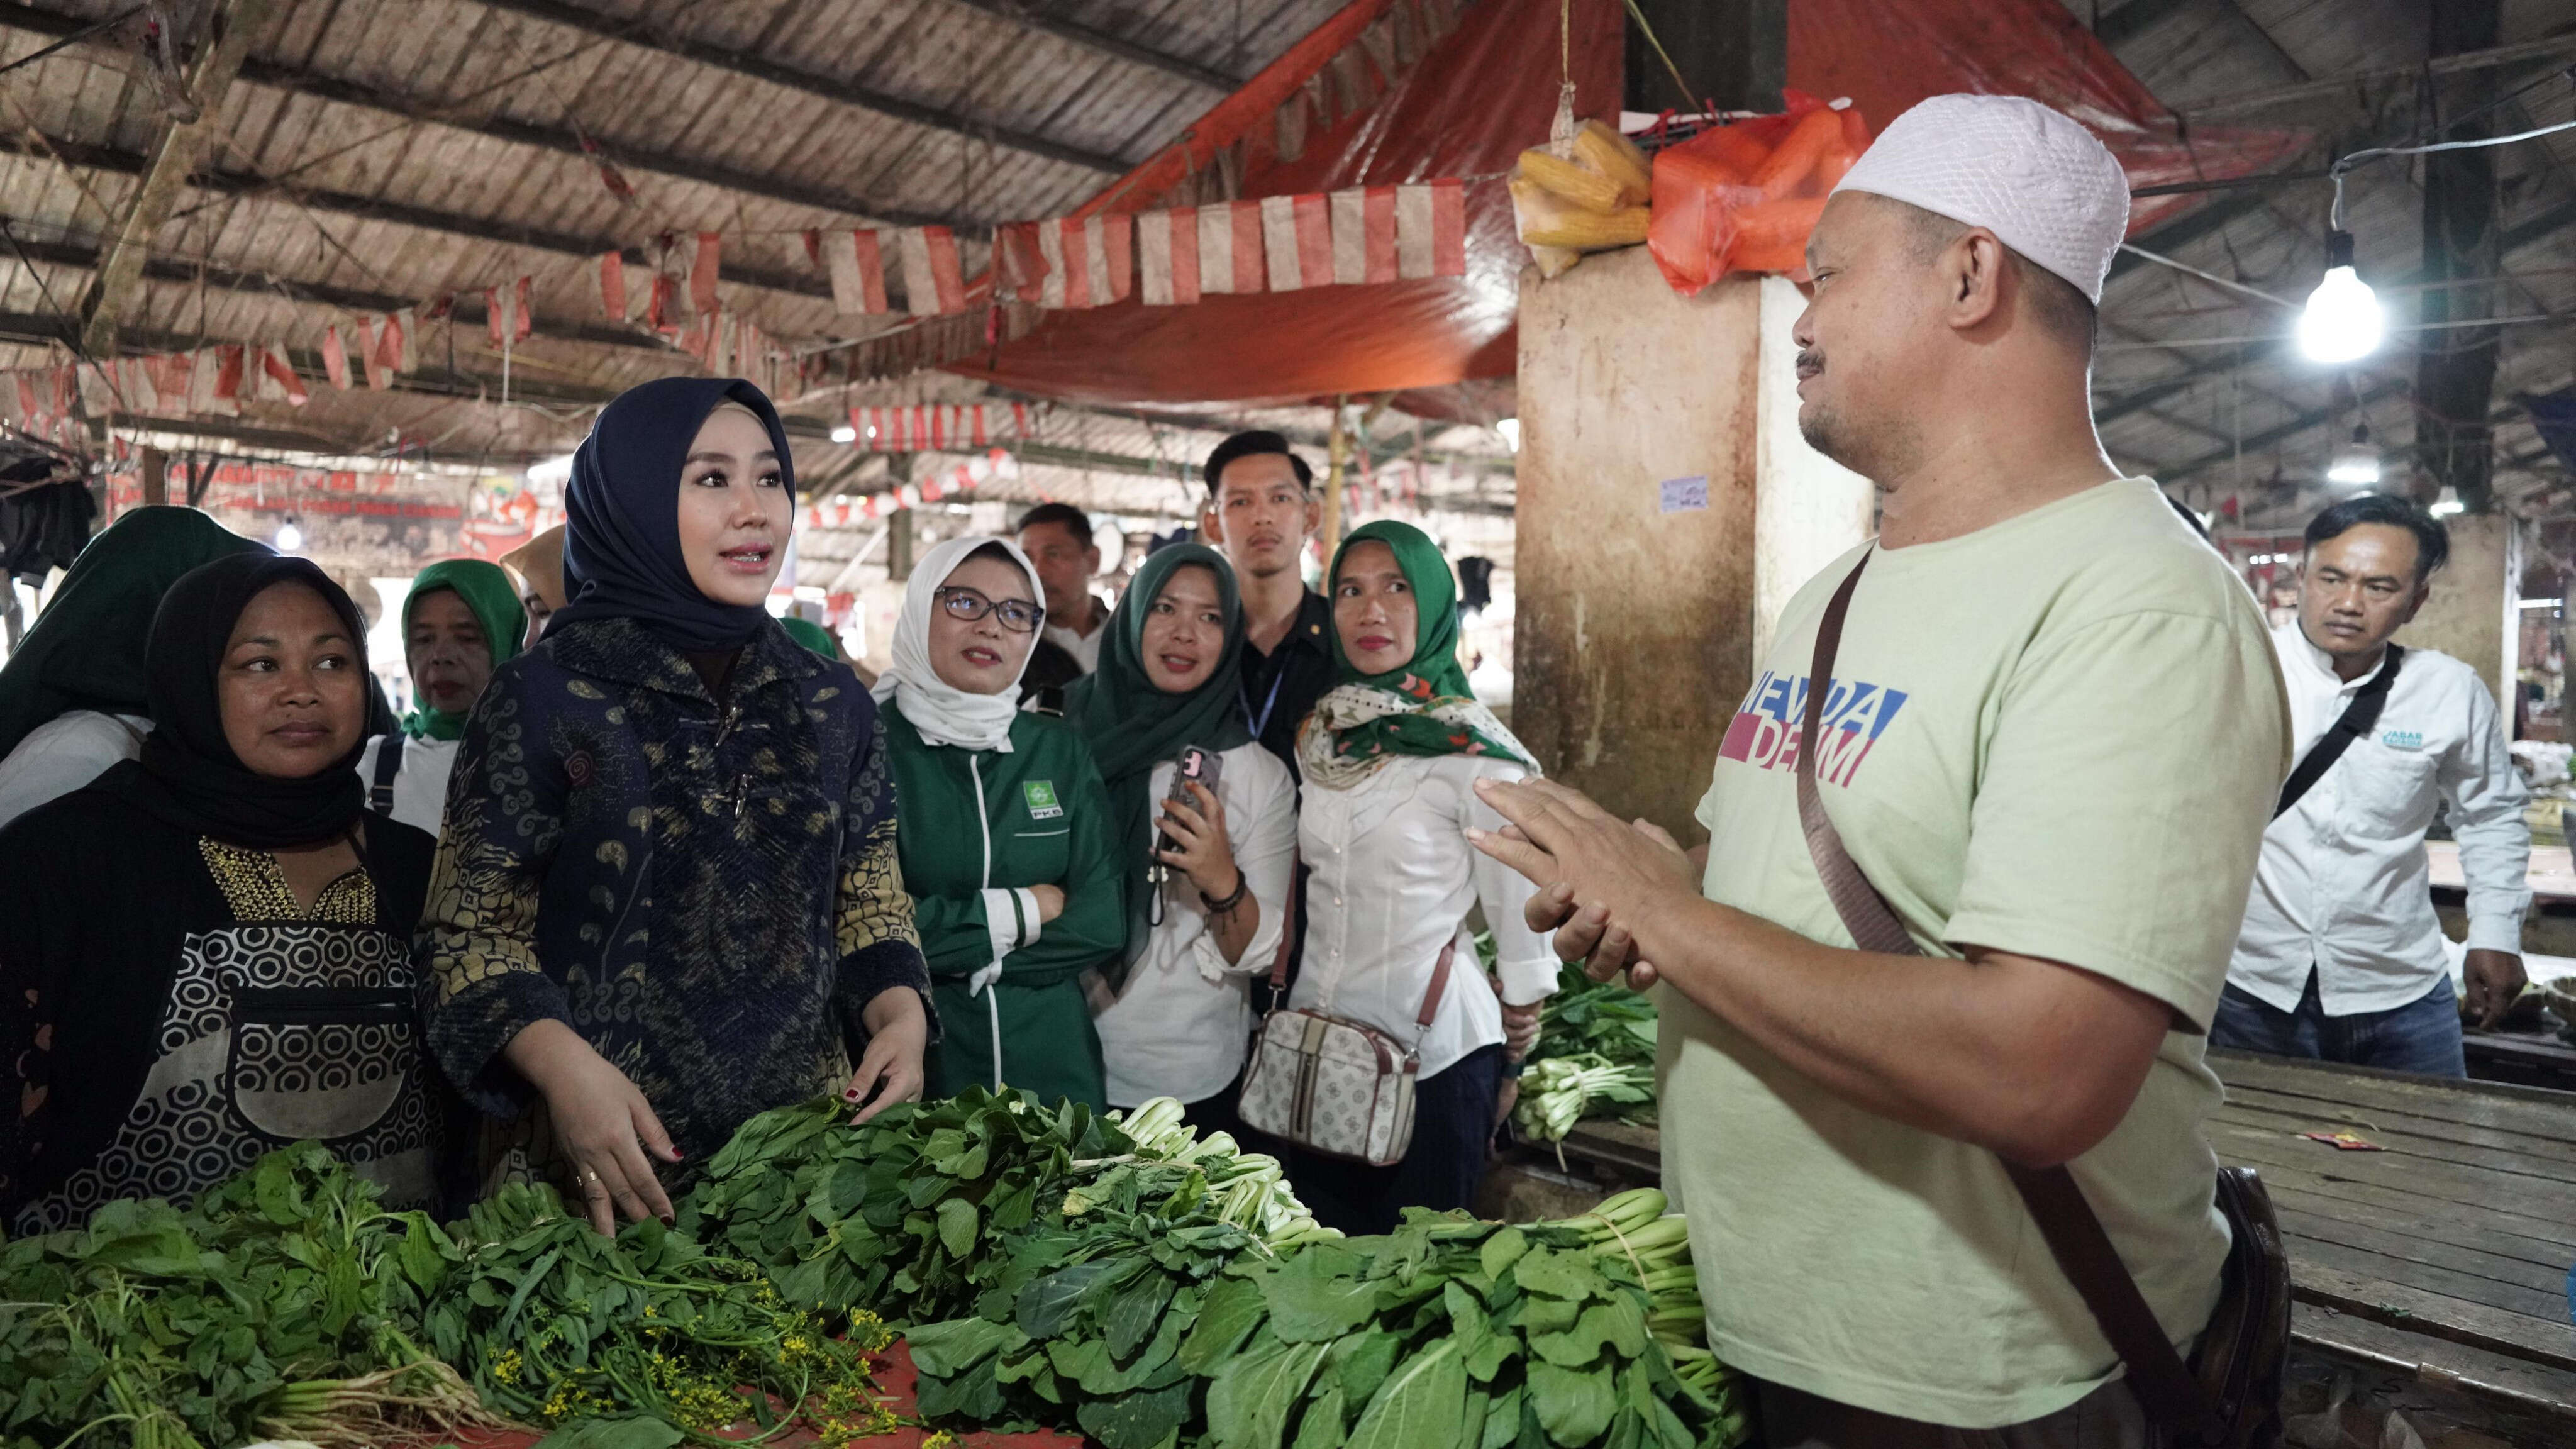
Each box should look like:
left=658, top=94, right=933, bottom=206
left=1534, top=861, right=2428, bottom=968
left=2206, top=1116, right=2576, bottom=1223
left=2267, top=1180, right=2576, bottom=1272
left=2217, top=1081, right=2576, bottom=1169
left=2281, top=1224, right=2570, bottom=1324
left=2292, top=1302, right=2576, bottom=1426
left=2274, top=1204, right=2572, bottom=1301
left=2291, top=1258, right=2576, bottom=1375
left=2212, top=1052, right=2576, bottom=1145
left=2215, top=1096, right=2576, bottom=1183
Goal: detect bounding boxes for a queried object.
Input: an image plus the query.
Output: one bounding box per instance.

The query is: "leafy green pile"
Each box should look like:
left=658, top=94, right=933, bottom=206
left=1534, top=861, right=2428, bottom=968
left=0, top=1144, right=491, bottom=1449
left=425, top=1180, right=888, bottom=1445
left=911, top=1188, right=1745, bottom=1449
left=680, top=1087, right=1327, bottom=1333
left=1518, top=964, right=1662, bottom=1145
left=1535, top=963, right=1659, bottom=1070
left=906, top=1211, right=1264, bottom=1448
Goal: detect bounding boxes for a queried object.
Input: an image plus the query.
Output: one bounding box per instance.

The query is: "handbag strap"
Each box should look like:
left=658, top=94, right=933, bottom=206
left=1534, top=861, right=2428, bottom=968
left=1418, top=938, right=1458, bottom=1028
left=1796, top=552, right=2224, bottom=1445
left=367, top=733, right=404, bottom=816
left=2272, top=643, right=2402, bottom=818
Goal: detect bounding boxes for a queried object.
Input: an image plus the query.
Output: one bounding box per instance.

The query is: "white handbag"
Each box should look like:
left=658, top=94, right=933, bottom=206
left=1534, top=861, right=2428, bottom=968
left=1236, top=933, right=1458, bottom=1167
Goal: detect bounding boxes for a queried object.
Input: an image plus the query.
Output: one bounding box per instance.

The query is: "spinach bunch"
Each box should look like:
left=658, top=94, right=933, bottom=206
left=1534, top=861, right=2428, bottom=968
left=1184, top=1189, right=1743, bottom=1449
left=680, top=1087, right=1197, bottom=1329
left=908, top=1189, right=1746, bottom=1449
left=424, top=1180, right=887, bottom=1446
left=1535, top=963, right=1661, bottom=1072
left=906, top=1211, right=1263, bottom=1449
left=0, top=1144, right=489, bottom=1449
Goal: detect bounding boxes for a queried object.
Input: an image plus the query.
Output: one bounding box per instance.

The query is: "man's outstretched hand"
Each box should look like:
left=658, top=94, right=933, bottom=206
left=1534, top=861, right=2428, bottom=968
left=1467, top=777, right=1699, bottom=989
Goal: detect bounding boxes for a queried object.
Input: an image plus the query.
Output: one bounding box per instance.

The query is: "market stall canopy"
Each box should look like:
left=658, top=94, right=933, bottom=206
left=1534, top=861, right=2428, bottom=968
left=943, top=0, right=2302, bottom=410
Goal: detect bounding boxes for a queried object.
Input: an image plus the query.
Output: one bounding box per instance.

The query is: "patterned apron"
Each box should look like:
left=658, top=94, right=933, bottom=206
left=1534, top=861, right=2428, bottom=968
left=12, top=841, right=437, bottom=1235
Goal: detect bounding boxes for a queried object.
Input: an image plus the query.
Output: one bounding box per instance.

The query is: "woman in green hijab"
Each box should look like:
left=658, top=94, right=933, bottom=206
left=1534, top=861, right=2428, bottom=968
left=1261, top=519, right=1560, bottom=1234
left=0, top=506, right=265, bottom=828
left=357, top=558, right=525, bottom=834
left=1067, top=543, right=1297, bottom=1135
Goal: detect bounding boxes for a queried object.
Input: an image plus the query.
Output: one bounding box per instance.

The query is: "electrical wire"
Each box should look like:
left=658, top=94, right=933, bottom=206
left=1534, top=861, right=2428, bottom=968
left=2330, top=114, right=2576, bottom=229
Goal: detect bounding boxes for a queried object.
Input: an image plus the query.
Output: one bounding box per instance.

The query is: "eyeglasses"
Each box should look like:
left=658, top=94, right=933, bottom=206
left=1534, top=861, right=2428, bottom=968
left=935, top=586, right=1045, bottom=633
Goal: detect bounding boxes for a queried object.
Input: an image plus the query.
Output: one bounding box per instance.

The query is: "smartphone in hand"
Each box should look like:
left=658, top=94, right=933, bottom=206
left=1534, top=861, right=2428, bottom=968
left=1153, top=745, right=1225, bottom=857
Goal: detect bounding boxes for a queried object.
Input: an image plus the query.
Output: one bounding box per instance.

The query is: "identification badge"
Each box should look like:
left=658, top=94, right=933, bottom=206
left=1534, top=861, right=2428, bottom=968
left=2380, top=730, right=2423, bottom=750
left=1023, top=780, right=1064, bottom=820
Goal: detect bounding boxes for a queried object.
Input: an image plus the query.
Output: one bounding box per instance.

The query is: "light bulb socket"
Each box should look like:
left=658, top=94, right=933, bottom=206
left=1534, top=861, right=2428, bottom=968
left=2324, top=230, right=2355, bottom=270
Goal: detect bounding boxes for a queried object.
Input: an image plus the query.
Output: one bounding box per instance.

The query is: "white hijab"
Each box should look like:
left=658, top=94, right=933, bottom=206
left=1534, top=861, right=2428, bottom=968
left=871, top=534, right=1045, bottom=752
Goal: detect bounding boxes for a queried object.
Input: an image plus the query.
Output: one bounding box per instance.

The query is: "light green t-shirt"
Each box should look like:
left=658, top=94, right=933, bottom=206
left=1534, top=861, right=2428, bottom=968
left=1668, top=478, right=2289, bottom=1427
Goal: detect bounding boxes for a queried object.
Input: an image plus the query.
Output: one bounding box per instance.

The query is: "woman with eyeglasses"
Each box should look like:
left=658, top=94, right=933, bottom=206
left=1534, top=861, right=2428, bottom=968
left=875, top=536, right=1124, bottom=1111
left=419, top=378, right=932, bottom=1235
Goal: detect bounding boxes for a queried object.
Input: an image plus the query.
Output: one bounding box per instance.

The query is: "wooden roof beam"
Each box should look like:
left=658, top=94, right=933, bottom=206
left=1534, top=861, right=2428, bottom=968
left=74, top=0, right=272, bottom=361
left=938, top=0, right=1241, bottom=92
left=0, top=4, right=979, bottom=232
left=0, top=129, right=834, bottom=302
left=469, top=0, right=1128, bottom=175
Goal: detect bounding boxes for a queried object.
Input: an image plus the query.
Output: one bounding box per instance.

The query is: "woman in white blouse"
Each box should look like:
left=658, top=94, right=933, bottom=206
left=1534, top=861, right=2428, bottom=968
left=1284, top=519, right=1557, bottom=1233
left=1069, top=544, right=1297, bottom=1134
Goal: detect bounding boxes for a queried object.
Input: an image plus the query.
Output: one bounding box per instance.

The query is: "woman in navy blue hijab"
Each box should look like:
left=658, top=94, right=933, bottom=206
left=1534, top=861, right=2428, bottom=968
left=419, top=377, right=934, bottom=1233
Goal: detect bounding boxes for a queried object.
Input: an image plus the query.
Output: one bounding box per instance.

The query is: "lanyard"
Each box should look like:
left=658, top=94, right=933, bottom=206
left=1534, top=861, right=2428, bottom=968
left=1240, top=666, right=1288, bottom=739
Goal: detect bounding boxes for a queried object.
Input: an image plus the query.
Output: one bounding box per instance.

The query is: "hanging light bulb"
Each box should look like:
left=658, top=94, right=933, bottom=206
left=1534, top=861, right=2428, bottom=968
left=830, top=424, right=858, bottom=443
left=1495, top=418, right=1520, bottom=453
left=2429, top=486, right=2465, bottom=518
left=274, top=518, right=304, bottom=553
left=2298, top=231, right=2382, bottom=364
left=2326, top=424, right=2380, bottom=486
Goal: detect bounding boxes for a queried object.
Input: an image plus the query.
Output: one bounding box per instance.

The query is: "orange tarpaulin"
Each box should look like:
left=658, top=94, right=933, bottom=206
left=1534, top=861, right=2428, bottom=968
left=947, top=0, right=1623, bottom=408
left=943, top=0, right=2301, bottom=408
left=1787, top=0, right=2309, bottom=238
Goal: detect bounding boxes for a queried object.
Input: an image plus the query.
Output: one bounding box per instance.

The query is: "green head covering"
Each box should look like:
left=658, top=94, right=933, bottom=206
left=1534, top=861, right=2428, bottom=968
left=399, top=559, right=526, bottom=740
left=781, top=616, right=840, bottom=659
left=1301, top=519, right=1535, bottom=787
left=1065, top=543, right=1253, bottom=960
left=0, top=506, right=264, bottom=763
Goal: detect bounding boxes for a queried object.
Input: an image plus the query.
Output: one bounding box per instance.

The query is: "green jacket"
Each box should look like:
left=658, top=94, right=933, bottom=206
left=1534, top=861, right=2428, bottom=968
left=884, top=706, right=1123, bottom=1110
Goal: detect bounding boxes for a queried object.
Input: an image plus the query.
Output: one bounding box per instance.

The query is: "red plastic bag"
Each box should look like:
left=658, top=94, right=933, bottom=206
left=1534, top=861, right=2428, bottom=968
left=1647, top=91, right=1870, bottom=296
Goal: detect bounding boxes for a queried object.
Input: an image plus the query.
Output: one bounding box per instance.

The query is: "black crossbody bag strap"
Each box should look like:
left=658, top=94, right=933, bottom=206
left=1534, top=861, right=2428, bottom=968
left=367, top=733, right=404, bottom=816
left=2272, top=646, right=2402, bottom=818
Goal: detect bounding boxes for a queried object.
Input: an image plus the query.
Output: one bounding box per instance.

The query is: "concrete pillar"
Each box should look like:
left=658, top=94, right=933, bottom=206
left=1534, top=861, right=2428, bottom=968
left=2396, top=511, right=2519, bottom=709
left=1514, top=250, right=1871, bottom=837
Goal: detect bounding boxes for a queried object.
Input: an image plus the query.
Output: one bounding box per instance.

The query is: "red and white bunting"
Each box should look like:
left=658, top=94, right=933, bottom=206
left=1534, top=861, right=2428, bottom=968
left=1137, top=207, right=1201, bottom=306
left=1197, top=200, right=1267, bottom=294
left=211, top=345, right=246, bottom=413
left=995, top=223, right=1046, bottom=304
left=258, top=346, right=310, bottom=407
left=845, top=404, right=1016, bottom=452
left=1261, top=193, right=1335, bottom=291
left=359, top=318, right=391, bottom=391
left=897, top=228, right=967, bottom=316
left=487, top=277, right=534, bottom=348
left=1037, top=218, right=1097, bottom=308
left=598, top=252, right=626, bottom=319
left=826, top=230, right=891, bottom=316
left=1330, top=186, right=1397, bottom=285
left=321, top=325, right=352, bottom=391
left=689, top=232, right=723, bottom=314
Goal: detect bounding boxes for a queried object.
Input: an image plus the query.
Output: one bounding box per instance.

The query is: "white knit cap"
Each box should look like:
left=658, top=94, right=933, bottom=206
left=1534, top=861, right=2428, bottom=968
left=1829, top=94, right=2130, bottom=304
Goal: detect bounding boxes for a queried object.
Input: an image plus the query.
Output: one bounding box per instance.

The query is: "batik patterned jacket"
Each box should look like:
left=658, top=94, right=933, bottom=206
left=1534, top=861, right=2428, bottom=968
left=419, top=614, right=930, bottom=1171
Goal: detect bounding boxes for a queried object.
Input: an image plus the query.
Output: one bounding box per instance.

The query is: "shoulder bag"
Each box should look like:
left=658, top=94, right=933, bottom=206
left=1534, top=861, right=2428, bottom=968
left=1238, top=928, right=1458, bottom=1167
left=1794, top=553, right=2289, bottom=1448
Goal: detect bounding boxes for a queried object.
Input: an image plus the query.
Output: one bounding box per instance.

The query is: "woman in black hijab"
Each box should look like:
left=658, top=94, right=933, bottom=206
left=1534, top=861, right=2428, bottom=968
left=0, top=553, right=443, bottom=1231
left=420, top=377, right=930, bottom=1235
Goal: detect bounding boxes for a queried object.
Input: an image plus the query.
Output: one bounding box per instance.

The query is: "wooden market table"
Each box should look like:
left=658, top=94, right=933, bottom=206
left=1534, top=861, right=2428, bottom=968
left=1525, top=1051, right=2576, bottom=1439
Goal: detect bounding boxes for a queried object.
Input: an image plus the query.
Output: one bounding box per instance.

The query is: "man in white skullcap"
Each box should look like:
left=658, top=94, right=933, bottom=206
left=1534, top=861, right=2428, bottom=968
left=1470, top=95, right=2290, bottom=1446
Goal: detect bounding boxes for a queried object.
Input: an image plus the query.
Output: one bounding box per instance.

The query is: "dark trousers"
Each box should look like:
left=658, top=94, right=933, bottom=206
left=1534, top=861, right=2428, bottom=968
left=2209, top=971, right=2466, bottom=1077
left=1285, top=1043, right=1504, bottom=1236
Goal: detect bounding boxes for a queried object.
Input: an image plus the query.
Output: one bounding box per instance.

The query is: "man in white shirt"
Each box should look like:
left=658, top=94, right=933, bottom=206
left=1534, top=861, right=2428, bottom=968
left=2219, top=494, right=2530, bottom=1077
left=1018, top=502, right=1111, bottom=672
